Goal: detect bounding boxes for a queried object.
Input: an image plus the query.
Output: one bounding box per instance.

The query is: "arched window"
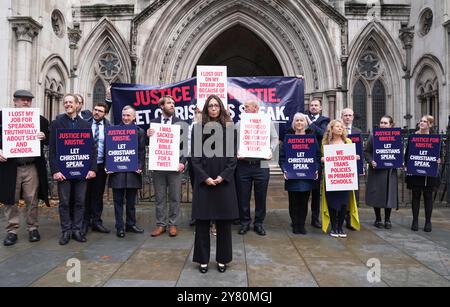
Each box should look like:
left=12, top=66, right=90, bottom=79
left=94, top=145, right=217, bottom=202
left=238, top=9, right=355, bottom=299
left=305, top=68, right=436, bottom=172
left=372, top=80, right=386, bottom=128
left=93, top=79, right=106, bottom=104
left=353, top=80, right=367, bottom=132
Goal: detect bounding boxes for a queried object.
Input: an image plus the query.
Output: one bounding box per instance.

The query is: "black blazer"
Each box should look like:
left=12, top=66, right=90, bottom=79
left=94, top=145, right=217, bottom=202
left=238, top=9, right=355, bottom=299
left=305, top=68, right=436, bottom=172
left=49, top=114, right=97, bottom=176
left=306, top=113, right=330, bottom=144
left=0, top=112, right=50, bottom=206
left=150, top=117, right=187, bottom=165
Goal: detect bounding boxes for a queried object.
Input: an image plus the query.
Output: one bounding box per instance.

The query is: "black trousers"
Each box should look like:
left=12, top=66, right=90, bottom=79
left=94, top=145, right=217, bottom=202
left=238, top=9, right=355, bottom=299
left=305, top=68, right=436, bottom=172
left=310, top=188, right=321, bottom=223
left=236, top=162, right=270, bottom=227
left=329, top=204, right=348, bottom=232
left=113, top=189, right=137, bottom=231
left=374, top=208, right=392, bottom=222
left=411, top=190, right=433, bottom=222
left=193, top=220, right=232, bottom=264
left=85, top=164, right=107, bottom=226
left=58, top=180, right=87, bottom=233
left=288, top=191, right=310, bottom=230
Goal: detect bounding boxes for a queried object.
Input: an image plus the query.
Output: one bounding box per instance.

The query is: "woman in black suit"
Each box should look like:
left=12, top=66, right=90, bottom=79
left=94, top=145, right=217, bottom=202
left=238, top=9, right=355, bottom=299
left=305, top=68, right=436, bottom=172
left=190, top=95, right=238, bottom=274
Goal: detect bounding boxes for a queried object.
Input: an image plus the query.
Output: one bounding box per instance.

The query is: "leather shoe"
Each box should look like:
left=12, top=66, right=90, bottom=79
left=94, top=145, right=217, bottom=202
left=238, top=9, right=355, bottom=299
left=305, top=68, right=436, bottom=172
left=92, top=224, right=111, bottom=234
left=169, top=226, right=178, bottom=237
left=238, top=225, right=250, bottom=235
left=254, top=225, right=266, bottom=236
left=217, top=263, right=227, bottom=273
left=151, top=226, right=166, bottom=237
left=411, top=220, right=419, bottom=232
left=59, top=232, right=71, bottom=246
left=3, top=233, right=18, bottom=246
left=311, top=220, right=322, bottom=229
left=199, top=264, right=208, bottom=274
left=126, top=225, right=144, bottom=234
left=384, top=221, right=392, bottom=230
left=72, top=231, right=87, bottom=243
left=293, top=226, right=307, bottom=235
left=374, top=221, right=384, bottom=229
left=424, top=221, right=432, bottom=233
left=29, top=230, right=41, bottom=243
left=116, top=229, right=125, bottom=238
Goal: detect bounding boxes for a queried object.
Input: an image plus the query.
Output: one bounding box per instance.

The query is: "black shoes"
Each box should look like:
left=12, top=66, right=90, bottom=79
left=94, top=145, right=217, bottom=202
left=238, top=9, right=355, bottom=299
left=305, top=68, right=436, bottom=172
left=3, top=233, right=18, bottom=246
left=92, top=224, right=111, bottom=234
left=411, top=220, right=419, bottom=232
left=29, top=230, right=41, bottom=242
left=126, top=225, right=144, bottom=234
left=254, top=225, right=266, bottom=236
left=72, top=231, right=87, bottom=243
left=59, top=232, right=71, bottom=245
left=116, top=229, right=126, bottom=238
left=293, top=226, right=307, bottom=235
left=217, top=263, right=227, bottom=273
left=199, top=264, right=208, bottom=274
left=311, top=220, right=322, bottom=229
left=81, top=224, right=89, bottom=236
left=384, top=221, right=392, bottom=230
left=374, top=221, right=384, bottom=229
left=238, top=225, right=250, bottom=235
left=424, top=221, right=432, bottom=233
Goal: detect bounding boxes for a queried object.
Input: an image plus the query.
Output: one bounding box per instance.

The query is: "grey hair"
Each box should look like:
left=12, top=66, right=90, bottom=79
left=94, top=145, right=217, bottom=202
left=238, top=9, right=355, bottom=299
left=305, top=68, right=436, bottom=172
left=122, top=105, right=136, bottom=117
left=244, top=100, right=260, bottom=108
left=291, top=112, right=311, bottom=130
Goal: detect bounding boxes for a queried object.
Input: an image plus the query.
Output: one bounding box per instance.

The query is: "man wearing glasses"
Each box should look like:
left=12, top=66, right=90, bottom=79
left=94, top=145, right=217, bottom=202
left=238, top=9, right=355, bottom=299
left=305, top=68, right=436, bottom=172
left=82, top=102, right=111, bottom=235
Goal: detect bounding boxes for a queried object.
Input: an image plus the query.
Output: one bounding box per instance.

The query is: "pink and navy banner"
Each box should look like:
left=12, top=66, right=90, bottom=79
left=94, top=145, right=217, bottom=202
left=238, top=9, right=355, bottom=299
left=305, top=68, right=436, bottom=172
left=406, top=135, right=441, bottom=177
left=282, top=135, right=318, bottom=180
left=111, top=77, right=304, bottom=140
left=105, top=126, right=138, bottom=173
left=56, top=129, right=93, bottom=180
left=373, top=128, right=403, bottom=169
left=348, top=134, right=364, bottom=175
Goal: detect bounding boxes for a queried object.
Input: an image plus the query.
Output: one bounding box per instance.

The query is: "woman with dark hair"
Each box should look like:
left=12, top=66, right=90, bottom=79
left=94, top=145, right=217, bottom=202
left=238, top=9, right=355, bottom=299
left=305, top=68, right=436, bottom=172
left=190, top=95, right=238, bottom=274
left=406, top=115, right=441, bottom=232
left=364, top=115, right=399, bottom=229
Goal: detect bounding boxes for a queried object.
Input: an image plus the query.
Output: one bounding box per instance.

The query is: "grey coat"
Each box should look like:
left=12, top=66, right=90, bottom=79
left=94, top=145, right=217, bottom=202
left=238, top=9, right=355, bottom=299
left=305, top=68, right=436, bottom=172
left=108, top=125, right=146, bottom=190
left=364, top=135, right=399, bottom=209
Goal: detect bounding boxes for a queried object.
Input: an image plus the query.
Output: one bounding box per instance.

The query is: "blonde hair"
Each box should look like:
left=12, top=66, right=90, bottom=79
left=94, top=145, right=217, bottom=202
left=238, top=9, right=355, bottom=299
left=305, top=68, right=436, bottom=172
left=323, top=120, right=348, bottom=145
left=291, top=113, right=311, bottom=131
left=422, top=115, right=434, bottom=127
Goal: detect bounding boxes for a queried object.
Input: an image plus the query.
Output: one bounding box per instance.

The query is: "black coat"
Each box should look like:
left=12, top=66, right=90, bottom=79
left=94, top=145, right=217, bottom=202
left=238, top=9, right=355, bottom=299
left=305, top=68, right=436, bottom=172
left=108, top=125, right=146, bottom=189
left=190, top=123, right=239, bottom=220
left=49, top=114, right=97, bottom=175
left=0, top=112, right=50, bottom=206
left=306, top=113, right=330, bottom=144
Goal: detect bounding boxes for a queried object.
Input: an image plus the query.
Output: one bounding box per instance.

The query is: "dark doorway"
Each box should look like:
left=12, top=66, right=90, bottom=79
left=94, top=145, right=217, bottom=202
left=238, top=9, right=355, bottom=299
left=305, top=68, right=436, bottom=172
left=194, top=26, right=283, bottom=77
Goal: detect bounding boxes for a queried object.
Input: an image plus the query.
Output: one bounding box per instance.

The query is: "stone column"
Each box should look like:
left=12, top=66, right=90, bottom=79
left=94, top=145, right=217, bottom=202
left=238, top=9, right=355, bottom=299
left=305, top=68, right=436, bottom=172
left=9, top=17, right=42, bottom=91
left=399, top=23, right=415, bottom=129
left=326, top=91, right=337, bottom=120
left=67, top=23, right=82, bottom=92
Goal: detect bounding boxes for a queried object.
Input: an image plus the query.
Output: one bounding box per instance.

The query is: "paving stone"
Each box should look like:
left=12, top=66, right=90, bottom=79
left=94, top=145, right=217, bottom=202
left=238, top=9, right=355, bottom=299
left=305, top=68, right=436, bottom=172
left=380, top=263, right=450, bottom=287
left=104, top=279, right=177, bottom=287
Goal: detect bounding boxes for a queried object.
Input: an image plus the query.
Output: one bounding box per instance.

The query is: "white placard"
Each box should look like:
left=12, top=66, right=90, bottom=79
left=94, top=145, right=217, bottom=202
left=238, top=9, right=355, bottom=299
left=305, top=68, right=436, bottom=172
left=148, top=123, right=181, bottom=171
left=238, top=113, right=271, bottom=159
left=324, top=144, right=359, bottom=192
left=196, top=66, right=228, bottom=111
left=2, top=108, right=41, bottom=158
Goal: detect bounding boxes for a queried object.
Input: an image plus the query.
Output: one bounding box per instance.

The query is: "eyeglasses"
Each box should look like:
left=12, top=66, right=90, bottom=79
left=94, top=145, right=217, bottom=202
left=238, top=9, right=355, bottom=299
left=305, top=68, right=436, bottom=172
left=208, top=104, right=220, bottom=109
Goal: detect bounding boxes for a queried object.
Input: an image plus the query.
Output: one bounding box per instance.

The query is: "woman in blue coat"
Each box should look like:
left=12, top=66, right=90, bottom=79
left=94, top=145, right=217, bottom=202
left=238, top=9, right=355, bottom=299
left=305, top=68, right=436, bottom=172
left=279, top=113, right=320, bottom=235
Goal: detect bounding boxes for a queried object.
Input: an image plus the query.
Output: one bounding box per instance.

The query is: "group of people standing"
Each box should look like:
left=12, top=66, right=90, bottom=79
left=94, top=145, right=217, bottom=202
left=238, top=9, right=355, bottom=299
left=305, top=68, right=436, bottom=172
left=0, top=89, right=443, bottom=275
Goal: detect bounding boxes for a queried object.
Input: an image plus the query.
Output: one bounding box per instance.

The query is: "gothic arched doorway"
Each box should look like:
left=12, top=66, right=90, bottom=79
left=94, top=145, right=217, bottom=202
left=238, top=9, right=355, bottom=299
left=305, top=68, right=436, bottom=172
left=194, top=26, right=283, bottom=77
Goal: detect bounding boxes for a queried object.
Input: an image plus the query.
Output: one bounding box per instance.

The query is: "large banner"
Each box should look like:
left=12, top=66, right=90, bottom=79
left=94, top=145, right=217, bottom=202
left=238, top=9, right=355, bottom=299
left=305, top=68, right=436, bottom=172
left=57, top=129, right=93, bottom=180
left=324, top=144, right=359, bottom=192
left=148, top=123, right=181, bottom=171
left=348, top=134, right=364, bottom=175
left=105, top=126, right=139, bottom=173
left=406, top=135, right=441, bottom=177
left=2, top=108, right=40, bottom=158
left=111, top=77, right=304, bottom=141
left=283, top=135, right=318, bottom=180
left=238, top=113, right=271, bottom=159
left=373, top=128, right=403, bottom=169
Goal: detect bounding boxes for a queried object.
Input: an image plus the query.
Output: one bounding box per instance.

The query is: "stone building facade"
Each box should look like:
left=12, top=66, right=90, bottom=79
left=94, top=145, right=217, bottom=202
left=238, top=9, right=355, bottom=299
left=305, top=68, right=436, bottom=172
left=1, top=0, right=449, bottom=132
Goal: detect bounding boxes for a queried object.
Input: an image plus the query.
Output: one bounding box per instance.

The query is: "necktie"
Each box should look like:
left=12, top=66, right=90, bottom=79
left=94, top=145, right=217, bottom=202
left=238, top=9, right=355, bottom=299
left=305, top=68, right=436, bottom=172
left=310, top=115, right=316, bottom=122
left=163, top=118, right=170, bottom=125
left=94, top=121, right=100, bottom=144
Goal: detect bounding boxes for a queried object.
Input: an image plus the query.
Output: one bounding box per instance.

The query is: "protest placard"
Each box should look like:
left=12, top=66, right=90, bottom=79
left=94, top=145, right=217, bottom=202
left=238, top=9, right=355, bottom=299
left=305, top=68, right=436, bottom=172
left=348, top=134, right=364, bottom=175
left=373, top=128, right=403, bottom=169
left=105, top=126, right=139, bottom=173
left=2, top=108, right=40, bottom=158
left=57, top=129, right=93, bottom=180
left=324, top=144, right=358, bottom=192
left=196, top=66, right=228, bottom=111
left=238, top=113, right=271, bottom=159
left=149, top=123, right=180, bottom=171
left=283, top=135, right=318, bottom=180
left=406, top=135, right=441, bottom=177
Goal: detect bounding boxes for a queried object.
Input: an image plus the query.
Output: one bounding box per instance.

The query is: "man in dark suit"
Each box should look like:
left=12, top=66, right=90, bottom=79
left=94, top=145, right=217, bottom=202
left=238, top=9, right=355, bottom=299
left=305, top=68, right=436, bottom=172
left=341, top=108, right=362, bottom=230
left=75, top=94, right=93, bottom=121
left=82, top=102, right=111, bottom=235
left=49, top=94, right=97, bottom=245
left=0, top=90, right=50, bottom=246
left=306, top=98, right=330, bottom=229
left=148, top=95, right=187, bottom=238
